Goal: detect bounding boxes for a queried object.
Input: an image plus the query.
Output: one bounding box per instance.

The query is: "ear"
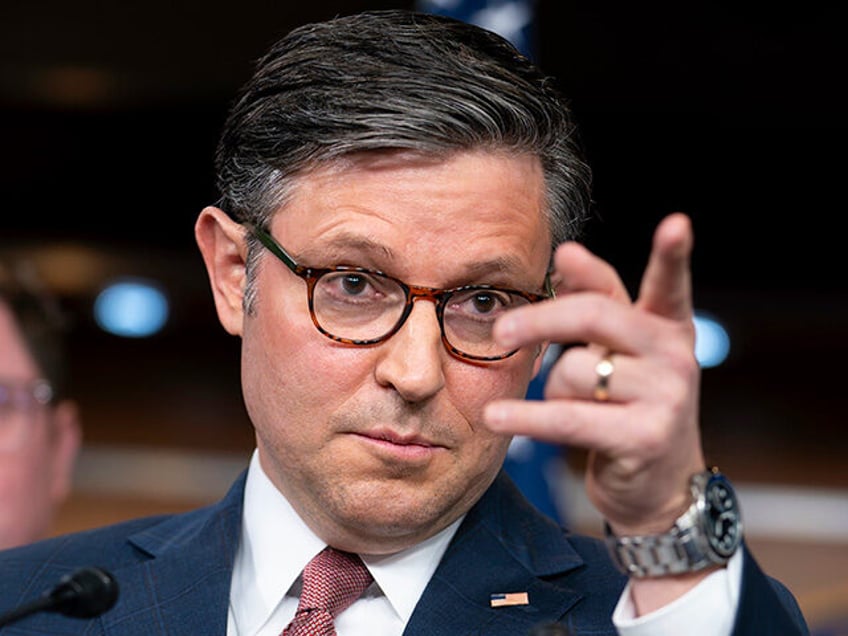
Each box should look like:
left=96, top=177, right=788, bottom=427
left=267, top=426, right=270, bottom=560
left=48, top=399, right=81, bottom=503
left=195, top=206, right=248, bottom=336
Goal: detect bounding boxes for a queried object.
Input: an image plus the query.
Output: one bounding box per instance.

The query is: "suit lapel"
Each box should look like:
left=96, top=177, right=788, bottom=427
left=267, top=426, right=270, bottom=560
left=99, top=473, right=246, bottom=636
left=732, top=544, right=809, bottom=635
left=404, top=472, right=586, bottom=636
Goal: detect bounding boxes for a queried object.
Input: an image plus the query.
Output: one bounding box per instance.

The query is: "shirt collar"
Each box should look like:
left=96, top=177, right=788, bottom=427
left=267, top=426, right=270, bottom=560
left=233, top=449, right=462, bottom=628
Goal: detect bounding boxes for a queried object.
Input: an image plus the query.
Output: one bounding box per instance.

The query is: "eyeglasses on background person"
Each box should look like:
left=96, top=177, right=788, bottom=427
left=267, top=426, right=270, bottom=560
left=0, top=378, right=54, bottom=452
left=248, top=224, right=553, bottom=362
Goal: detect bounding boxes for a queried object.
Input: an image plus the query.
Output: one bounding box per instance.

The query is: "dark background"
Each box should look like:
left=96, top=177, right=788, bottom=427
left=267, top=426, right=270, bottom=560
left=1, top=1, right=846, bottom=485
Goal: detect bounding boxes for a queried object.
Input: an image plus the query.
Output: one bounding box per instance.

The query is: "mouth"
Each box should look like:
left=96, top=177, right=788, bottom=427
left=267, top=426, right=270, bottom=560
left=351, top=428, right=447, bottom=464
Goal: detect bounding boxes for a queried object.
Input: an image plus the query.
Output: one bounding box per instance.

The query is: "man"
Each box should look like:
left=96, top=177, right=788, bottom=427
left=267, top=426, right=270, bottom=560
left=0, top=10, right=807, bottom=635
left=0, top=258, right=81, bottom=550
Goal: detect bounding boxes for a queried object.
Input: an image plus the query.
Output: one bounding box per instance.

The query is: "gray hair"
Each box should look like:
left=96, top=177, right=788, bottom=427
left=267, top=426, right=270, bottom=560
left=214, top=10, right=593, bottom=304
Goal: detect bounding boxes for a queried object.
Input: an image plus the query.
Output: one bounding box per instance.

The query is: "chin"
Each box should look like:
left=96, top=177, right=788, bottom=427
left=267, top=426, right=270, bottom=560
left=329, top=479, right=471, bottom=544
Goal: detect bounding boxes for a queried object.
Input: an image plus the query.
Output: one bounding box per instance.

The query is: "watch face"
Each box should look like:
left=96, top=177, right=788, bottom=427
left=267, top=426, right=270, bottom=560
left=704, top=475, right=742, bottom=557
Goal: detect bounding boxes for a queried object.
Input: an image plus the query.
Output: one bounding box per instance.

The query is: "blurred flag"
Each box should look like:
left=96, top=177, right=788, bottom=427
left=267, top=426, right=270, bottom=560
left=415, top=0, right=538, bottom=58
left=503, top=345, right=567, bottom=524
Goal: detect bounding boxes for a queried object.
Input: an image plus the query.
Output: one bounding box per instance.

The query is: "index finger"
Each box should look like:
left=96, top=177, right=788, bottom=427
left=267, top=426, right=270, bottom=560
left=635, top=212, right=694, bottom=321
left=552, top=240, right=632, bottom=303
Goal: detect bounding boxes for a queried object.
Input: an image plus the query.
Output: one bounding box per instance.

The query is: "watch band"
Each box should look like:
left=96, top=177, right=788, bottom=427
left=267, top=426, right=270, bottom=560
left=603, top=514, right=712, bottom=578
left=604, top=468, right=742, bottom=578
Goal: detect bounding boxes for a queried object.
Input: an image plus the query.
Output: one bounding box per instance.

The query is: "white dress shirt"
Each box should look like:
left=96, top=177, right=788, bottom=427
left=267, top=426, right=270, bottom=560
left=227, top=451, right=462, bottom=636
left=227, top=450, right=742, bottom=635
left=614, top=549, right=742, bottom=636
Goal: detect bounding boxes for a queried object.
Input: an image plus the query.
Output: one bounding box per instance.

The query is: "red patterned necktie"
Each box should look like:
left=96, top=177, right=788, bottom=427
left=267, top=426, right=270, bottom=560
left=281, top=546, right=373, bottom=636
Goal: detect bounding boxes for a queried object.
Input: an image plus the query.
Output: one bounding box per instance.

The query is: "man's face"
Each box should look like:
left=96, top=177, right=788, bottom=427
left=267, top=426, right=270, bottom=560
left=238, top=151, right=551, bottom=553
left=0, top=303, right=77, bottom=549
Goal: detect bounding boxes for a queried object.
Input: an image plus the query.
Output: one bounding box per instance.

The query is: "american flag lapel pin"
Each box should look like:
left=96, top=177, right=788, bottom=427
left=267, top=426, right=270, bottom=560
left=490, top=592, right=530, bottom=608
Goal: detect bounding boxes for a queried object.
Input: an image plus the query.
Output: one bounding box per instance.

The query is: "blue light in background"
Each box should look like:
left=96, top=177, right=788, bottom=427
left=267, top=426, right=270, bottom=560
left=693, top=311, right=730, bottom=368
left=94, top=278, right=169, bottom=338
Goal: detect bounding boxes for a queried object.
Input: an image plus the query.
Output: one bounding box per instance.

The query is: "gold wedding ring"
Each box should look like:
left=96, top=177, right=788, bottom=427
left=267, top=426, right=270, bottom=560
left=593, top=352, right=615, bottom=402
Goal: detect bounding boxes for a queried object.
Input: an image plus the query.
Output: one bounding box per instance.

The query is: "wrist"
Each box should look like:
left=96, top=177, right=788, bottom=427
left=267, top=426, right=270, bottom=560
left=604, top=468, right=743, bottom=578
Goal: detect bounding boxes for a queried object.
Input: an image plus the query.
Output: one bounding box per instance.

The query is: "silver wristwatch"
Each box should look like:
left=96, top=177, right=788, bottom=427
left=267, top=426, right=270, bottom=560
left=604, top=467, right=743, bottom=578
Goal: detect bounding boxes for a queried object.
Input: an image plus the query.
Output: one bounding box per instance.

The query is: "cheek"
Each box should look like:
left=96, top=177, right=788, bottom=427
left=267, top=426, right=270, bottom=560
left=0, top=469, right=53, bottom=549
left=442, top=353, right=536, bottom=469
left=241, top=305, right=372, bottom=443
left=0, top=448, right=53, bottom=511
left=447, top=352, right=537, bottom=419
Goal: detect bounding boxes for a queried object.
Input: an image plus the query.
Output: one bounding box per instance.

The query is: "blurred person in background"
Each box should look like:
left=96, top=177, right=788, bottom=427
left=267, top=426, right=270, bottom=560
left=0, top=256, right=81, bottom=549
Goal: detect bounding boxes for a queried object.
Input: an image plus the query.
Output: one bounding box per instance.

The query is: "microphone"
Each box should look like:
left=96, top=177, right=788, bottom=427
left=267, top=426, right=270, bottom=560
left=0, top=566, right=119, bottom=627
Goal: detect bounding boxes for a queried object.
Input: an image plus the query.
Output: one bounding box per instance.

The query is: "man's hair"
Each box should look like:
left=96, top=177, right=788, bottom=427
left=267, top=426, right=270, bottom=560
left=214, top=9, right=592, bottom=302
left=0, top=257, right=69, bottom=400
left=216, top=10, right=590, bottom=238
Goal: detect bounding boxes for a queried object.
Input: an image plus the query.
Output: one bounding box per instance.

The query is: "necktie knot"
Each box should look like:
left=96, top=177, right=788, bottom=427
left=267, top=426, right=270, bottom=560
left=282, top=546, right=373, bottom=636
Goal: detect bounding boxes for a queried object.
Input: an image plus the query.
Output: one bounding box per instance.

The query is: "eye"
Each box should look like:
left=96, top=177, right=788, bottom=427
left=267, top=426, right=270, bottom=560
left=339, top=274, right=369, bottom=296
left=317, top=270, right=402, bottom=306
left=449, top=288, right=517, bottom=318
left=321, top=271, right=382, bottom=302
left=469, top=292, right=500, bottom=314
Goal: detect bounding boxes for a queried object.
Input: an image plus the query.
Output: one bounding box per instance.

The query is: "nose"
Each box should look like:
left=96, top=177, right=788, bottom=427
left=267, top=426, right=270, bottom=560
left=374, top=298, right=446, bottom=402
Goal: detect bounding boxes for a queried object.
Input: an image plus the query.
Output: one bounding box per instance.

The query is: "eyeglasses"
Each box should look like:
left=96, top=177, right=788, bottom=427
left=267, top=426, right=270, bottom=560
left=0, top=379, right=53, bottom=451
left=249, top=225, right=553, bottom=362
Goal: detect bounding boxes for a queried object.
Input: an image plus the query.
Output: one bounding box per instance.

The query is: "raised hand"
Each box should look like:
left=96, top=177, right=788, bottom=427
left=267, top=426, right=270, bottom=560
left=484, top=212, right=705, bottom=536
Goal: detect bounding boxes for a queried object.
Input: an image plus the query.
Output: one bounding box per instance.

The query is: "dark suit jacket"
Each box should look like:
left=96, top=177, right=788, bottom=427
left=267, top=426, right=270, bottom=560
left=0, top=470, right=808, bottom=635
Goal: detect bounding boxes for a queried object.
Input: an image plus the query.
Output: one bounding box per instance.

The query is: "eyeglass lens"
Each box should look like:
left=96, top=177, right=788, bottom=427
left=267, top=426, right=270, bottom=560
left=0, top=380, right=53, bottom=450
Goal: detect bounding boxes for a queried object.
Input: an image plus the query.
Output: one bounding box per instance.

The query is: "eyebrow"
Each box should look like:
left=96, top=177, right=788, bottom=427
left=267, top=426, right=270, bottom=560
left=294, top=234, right=395, bottom=266
left=296, top=232, right=540, bottom=288
left=451, top=257, right=536, bottom=287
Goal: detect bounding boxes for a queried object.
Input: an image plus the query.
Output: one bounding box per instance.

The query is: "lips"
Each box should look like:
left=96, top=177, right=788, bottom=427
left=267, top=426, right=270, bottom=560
left=359, top=428, right=440, bottom=448
left=351, top=427, right=447, bottom=464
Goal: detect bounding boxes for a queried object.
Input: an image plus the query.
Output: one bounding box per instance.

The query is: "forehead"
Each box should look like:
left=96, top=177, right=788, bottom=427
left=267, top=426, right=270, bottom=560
left=272, top=150, right=552, bottom=284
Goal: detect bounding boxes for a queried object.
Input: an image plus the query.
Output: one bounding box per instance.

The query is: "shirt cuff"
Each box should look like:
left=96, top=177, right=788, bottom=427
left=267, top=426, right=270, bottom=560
left=612, top=549, right=743, bottom=636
